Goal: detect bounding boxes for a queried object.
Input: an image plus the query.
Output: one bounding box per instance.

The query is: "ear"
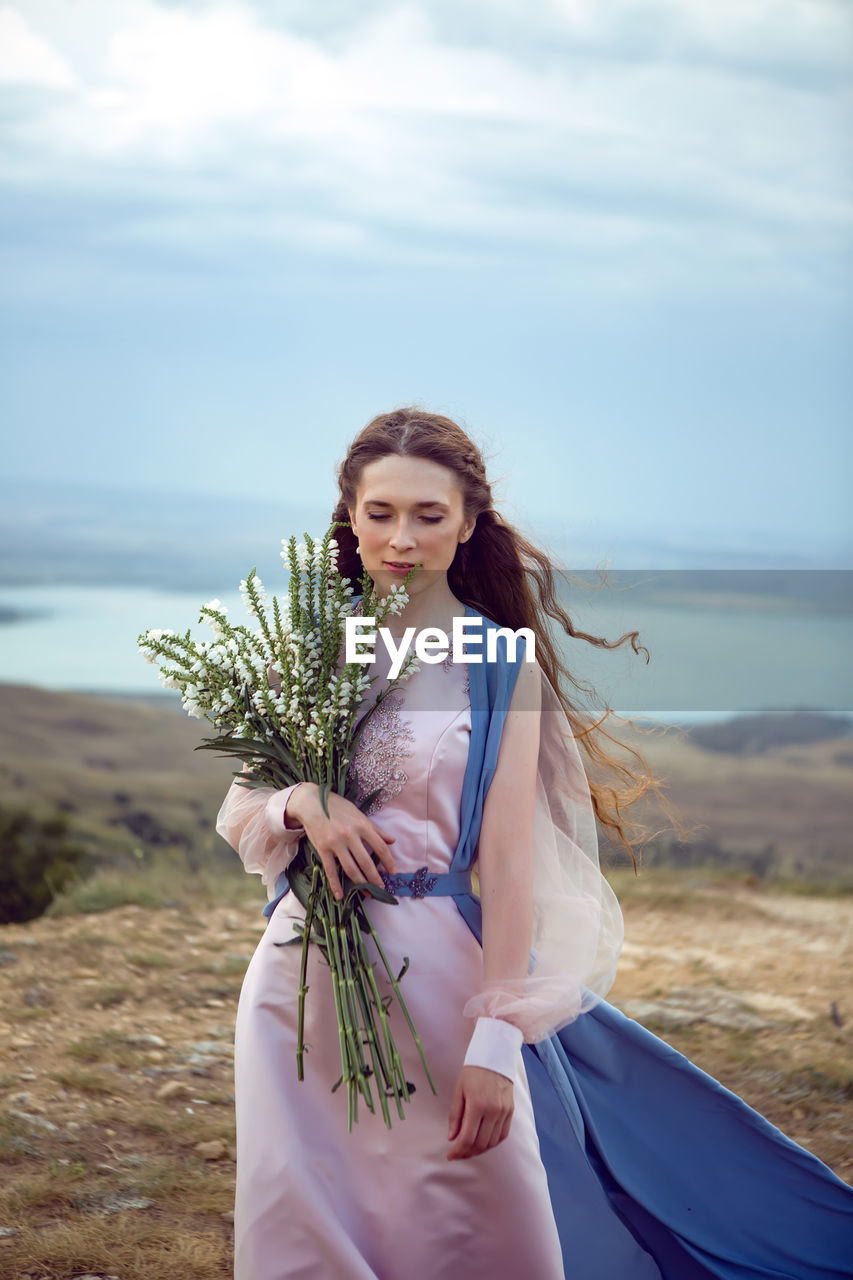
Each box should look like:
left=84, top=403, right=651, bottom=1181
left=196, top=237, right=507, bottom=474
left=459, top=516, right=476, bottom=544
left=347, top=509, right=358, bottom=537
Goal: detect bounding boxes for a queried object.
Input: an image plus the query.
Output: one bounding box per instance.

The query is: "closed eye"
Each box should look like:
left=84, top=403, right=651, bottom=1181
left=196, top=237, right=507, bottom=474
left=366, top=513, right=443, bottom=523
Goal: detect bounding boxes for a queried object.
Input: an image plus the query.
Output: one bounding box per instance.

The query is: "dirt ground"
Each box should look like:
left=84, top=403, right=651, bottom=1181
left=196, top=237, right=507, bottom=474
left=1, top=879, right=851, bottom=1279
left=609, top=873, right=853, bottom=1183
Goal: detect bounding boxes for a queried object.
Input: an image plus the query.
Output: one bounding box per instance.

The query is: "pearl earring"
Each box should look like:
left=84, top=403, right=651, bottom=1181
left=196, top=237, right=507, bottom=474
left=355, top=543, right=362, bottom=557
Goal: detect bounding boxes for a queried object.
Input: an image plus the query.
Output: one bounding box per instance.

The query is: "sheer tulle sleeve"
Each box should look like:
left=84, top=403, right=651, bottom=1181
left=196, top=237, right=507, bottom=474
left=462, top=663, right=624, bottom=1044
left=215, top=780, right=306, bottom=901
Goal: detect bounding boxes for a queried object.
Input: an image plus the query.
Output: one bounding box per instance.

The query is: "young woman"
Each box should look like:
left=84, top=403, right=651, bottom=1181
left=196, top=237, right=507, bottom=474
left=217, top=408, right=853, bottom=1280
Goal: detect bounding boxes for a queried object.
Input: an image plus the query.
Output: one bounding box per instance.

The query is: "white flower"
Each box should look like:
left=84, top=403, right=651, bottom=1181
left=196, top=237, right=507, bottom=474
left=146, top=628, right=174, bottom=642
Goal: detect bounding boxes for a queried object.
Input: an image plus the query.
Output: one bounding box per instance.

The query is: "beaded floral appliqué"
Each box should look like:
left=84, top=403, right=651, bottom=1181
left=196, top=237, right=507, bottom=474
left=350, top=692, right=415, bottom=815
left=379, top=865, right=439, bottom=898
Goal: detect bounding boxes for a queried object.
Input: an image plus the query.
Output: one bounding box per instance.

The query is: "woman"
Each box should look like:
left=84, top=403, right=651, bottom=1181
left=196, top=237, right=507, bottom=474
left=217, top=408, right=853, bottom=1280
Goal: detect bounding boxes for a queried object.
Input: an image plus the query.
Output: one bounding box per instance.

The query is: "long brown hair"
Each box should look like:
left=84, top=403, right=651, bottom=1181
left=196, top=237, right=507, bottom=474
left=332, top=406, right=694, bottom=866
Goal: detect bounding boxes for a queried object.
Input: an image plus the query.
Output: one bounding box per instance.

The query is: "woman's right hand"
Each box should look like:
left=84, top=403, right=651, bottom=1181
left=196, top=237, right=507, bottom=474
left=288, top=782, right=397, bottom=902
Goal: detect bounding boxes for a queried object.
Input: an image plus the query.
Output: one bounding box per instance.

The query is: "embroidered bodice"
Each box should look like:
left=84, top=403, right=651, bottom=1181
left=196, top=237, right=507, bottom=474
left=347, top=640, right=472, bottom=874
left=350, top=691, right=416, bottom=816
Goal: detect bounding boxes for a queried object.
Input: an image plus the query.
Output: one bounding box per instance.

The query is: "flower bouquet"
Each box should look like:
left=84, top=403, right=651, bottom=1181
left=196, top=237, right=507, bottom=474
left=138, top=524, right=437, bottom=1130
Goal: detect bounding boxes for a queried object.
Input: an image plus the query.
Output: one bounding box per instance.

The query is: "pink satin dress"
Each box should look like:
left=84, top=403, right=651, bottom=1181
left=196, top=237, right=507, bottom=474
left=230, top=649, right=565, bottom=1279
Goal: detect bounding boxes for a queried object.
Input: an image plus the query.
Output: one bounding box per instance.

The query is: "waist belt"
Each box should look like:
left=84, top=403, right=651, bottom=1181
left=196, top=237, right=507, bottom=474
left=263, top=865, right=472, bottom=918
left=379, top=866, right=472, bottom=899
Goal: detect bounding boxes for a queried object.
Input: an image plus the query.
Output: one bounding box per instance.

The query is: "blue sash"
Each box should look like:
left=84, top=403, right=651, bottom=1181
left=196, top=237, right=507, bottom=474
left=449, top=608, right=853, bottom=1280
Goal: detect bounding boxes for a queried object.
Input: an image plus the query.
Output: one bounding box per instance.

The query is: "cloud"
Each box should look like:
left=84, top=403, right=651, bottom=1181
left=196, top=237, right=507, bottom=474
left=0, top=0, right=849, bottom=294
left=0, top=5, right=76, bottom=87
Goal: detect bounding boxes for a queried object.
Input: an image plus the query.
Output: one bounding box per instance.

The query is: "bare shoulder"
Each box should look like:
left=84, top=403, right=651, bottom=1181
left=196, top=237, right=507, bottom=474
left=509, top=650, right=542, bottom=713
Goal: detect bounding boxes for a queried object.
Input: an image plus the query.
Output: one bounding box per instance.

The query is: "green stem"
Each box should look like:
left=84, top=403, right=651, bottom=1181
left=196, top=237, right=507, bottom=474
left=358, top=903, right=438, bottom=1097
left=353, top=963, right=392, bottom=1129
left=352, top=910, right=408, bottom=1119
left=319, top=909, right=355, bottom=1130
left=335, top=901, right=375, bottom=1114
left=296, top=862, right=321, bottom=1081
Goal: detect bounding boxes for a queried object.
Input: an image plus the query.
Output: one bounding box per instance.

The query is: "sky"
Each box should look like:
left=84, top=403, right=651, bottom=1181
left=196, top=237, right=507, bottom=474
left=1, top=0, right=851, bottom=562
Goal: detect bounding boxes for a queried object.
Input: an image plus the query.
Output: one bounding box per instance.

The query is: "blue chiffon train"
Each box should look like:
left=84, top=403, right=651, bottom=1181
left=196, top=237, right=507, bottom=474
left=526, top=999, right=853, bottom=1280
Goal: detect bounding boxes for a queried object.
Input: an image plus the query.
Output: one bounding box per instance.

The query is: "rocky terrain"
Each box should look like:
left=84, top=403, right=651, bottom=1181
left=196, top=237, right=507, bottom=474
left=1, top=683, right=851, bottom=1277
left=1, top=875, right=850, bottom=1280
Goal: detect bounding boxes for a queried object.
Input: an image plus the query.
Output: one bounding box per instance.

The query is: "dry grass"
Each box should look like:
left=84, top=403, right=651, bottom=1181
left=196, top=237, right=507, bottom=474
left=1, top=876, right=851, bottom=1278
left=0, top=894, right=260, bottom=1279
left=608, top=872, right=853, bottom=1182
left=602, top=718, right=853, bottom=884
left=1, top=685, right=851, bottom=1276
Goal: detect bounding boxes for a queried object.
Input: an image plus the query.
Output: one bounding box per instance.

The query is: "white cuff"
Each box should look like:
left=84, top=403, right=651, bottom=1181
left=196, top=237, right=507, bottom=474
left=264, top=785, right=306, bottom=840
left=463, top=1016, right=523, bottom=1082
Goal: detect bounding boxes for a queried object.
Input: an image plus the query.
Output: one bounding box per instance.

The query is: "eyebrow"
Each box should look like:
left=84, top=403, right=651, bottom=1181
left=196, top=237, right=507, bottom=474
left=363, top=499, right=450, bottom=510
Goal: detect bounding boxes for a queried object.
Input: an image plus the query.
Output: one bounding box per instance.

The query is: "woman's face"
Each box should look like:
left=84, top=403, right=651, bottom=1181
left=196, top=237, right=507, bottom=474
left=349, top=454, right=475, bottom=600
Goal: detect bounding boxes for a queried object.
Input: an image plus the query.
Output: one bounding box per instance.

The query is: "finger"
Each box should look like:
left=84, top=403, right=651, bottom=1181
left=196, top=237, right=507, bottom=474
left=447, top=1082, right=464, bottom=1141
left=336, top=840, right=386, bottom=890
left=448, top=1116, right=484, bottom=1162
left=318, top=851, right=344, bottom=901
left=335, top=848, right=367, bottom=886
left=350, top=838, right=388, bottom=887
left=480, top=1113, right=506, bottom=1153
left=462, top=1106, right=497, bottom=1158
left=362, top=826, right=398, bottom=873
left=497, top=1110, right=513, bottom=1145
left=461, top=1116, right=486, bottom=1160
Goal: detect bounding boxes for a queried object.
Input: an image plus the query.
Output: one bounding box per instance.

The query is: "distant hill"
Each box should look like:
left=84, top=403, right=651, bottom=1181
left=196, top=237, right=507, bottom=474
left=0, top=478, right=330, bottom=592
left=688, top=710, right=853, bottom=754
left=0, top=682, right=236, bottom=874
left=1, top=683, right=851, bottom=894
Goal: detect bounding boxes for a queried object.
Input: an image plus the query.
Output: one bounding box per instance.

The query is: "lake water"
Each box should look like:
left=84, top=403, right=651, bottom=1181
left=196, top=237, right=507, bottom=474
left=0, top=583, right=851, bottom=725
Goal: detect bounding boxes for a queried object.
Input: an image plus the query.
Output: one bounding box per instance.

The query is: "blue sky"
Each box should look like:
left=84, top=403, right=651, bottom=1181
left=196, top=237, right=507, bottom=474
left=1, top=0, right=850, bottom=562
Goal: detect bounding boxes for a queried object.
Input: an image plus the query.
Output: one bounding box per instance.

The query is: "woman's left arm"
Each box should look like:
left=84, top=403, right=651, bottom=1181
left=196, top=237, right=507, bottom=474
left=447, top=656, right=541, bottom=1161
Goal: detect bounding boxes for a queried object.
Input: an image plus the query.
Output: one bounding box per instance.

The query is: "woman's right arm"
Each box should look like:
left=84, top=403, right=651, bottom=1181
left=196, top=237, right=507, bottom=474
left=215, top=779, right=308, bottom=895
left=216, top=778, right=397, bottom=901
left=285, top=782, right=397, bottom=900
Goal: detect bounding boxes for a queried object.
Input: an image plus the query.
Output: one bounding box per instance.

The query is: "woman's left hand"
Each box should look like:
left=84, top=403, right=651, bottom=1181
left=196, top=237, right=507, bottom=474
left=446, top=1065, right=514, bottom=1160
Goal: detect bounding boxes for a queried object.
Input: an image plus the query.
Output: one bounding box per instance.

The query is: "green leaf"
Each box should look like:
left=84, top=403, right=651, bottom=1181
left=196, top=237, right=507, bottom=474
left=348, top=881, right=398, bottom=906
left=354, top=787, right=382, bottom=811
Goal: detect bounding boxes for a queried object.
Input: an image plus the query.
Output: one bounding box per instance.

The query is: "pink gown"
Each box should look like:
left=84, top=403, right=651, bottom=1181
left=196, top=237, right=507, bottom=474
left=222, top=647, right=567, bottom=1280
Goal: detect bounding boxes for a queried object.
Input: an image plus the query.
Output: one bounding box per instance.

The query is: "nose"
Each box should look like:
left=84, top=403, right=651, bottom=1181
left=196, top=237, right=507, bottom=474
left=389, top=518, right=416, bottom=552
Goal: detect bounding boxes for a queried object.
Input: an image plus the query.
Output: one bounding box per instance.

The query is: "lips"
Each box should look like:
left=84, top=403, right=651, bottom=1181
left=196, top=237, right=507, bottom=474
left=384, top=561, right=414, bottom=569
